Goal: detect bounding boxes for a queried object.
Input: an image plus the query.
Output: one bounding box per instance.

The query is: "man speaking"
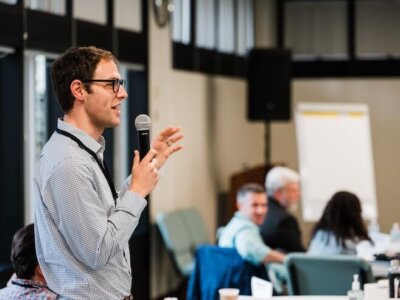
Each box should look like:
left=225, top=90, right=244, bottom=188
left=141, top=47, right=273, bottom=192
left=34, top=46, right=183, bottom=299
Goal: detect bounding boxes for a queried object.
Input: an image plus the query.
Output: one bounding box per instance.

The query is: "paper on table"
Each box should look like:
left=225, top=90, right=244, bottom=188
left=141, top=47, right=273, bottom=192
left=251, top=276, right=273, bottom=299
left=357, top=232, right=390, bottom=260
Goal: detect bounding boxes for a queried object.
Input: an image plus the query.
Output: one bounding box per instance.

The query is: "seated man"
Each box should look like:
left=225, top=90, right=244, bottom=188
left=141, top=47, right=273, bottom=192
left=219, top=183, right=285, bottom=265
left=0, top=224, right=56, bottom=299
left=260, top=166, right=305, bottom=253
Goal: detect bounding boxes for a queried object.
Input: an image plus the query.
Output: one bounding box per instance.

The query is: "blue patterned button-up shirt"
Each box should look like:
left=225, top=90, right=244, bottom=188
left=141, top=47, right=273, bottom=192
left=34, top=119, right=147, bottom=299
left=0, top=277, right=57, bottom=300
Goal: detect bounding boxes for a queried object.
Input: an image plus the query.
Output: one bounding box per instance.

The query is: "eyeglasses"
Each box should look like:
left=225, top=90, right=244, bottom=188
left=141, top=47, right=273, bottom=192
left=82, top=78, right=126, bottom=93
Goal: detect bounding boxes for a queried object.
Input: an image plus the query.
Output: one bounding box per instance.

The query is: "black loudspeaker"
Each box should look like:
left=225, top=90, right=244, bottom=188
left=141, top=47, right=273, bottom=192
left=247, top=48, right=291, bottom=121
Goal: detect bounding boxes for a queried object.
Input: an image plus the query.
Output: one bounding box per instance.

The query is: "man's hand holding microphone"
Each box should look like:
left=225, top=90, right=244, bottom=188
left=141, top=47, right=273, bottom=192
left=130, top=114, right=183, bottom=198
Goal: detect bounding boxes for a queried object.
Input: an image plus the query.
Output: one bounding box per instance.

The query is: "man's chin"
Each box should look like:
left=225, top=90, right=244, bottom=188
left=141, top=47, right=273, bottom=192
left=254, top=219, right=263, bottom=225
left=105, top=120, right=120, bottom=128
left=288, top=203, right=299, bottom=213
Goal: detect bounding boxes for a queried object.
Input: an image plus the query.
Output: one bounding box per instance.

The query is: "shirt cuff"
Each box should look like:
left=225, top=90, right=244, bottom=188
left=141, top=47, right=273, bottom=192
left=117, top=190, right=147, bottom=218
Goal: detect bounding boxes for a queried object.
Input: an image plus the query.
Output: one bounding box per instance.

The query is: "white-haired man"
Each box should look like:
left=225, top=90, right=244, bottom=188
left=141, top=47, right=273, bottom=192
left=260, top=166, right=305, bottom=253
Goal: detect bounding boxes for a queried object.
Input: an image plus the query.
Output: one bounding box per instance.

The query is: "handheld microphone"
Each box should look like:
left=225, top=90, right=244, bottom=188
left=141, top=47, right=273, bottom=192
left=134, top=114, right=151, bottom=161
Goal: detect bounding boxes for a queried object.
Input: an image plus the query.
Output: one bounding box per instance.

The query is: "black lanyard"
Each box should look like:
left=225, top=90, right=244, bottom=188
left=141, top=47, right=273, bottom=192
left=11, top=280, right=56, bottom=294
left=55, top=128, right=118, bottom=205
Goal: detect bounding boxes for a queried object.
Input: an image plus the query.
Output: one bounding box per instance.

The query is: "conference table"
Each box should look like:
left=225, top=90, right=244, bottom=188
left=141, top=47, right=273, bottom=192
left=238, top=296, right=346, bottom=300
left=370, top=259, right=390, bottom=278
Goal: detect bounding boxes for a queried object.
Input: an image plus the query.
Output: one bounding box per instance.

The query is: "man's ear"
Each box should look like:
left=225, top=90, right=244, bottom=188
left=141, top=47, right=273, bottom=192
left=236, top=202, right=241, bottom=211
left=274, top=188, right=282, bottom=200
left=70, top=79, right=85, bottom=102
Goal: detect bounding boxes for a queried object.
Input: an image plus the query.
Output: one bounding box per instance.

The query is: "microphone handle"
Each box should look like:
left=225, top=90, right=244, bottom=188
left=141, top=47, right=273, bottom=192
left=137, top=130, right=150, bottom=161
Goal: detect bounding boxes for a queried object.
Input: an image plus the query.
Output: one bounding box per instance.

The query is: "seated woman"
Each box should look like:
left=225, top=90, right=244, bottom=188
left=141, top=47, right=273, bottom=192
left=308, top=191, right=373, bottom=255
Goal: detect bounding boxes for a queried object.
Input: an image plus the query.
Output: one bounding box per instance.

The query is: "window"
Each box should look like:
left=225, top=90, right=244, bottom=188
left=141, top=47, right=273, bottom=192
left=0, top=0, right=17, bottom=4
left=114, top=0, right=142, bottom=32
left=279, top=0, right=400, bottom=77
left=217, top=0, right=235, bottom=53
left=284, top=1, right=347, bottom=60
left=356, top=0, right=400, bottom=58
left=73, top=0, right=106, bottom=24
left=112, top=62, right=147, bottom=188
left=236, top=0, right=254, bottom=56
left=25, top=0, right=66, bottom=15
left=0, top=46, right=15, bottom=56
left=24, top=52, right=56, bottom=223
left=172, top=0, right=254, bottom=77
left=195, top=0, right=215, bottom=49
left=172, top=0, right=191, bottom=44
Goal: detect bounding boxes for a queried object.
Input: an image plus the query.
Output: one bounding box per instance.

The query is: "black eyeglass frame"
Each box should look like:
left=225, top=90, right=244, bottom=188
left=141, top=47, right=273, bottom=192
left=82, top=79, right=126, bottom=93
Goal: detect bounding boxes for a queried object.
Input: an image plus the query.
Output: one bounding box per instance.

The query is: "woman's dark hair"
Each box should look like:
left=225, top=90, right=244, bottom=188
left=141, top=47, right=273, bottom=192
left=311, top=191, right=372, bottom=248
left=10, top=223, right=37, bottom=279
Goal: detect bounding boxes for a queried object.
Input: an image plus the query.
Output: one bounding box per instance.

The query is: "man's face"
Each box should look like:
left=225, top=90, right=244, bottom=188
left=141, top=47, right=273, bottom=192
left=279, top=182, right=300, bottom=211
left=83, top=59, right=128, bottom=131
left=238, top=192, right=268, bottom=225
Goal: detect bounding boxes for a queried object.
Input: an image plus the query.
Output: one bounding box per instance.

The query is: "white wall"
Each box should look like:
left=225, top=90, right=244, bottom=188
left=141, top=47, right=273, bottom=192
left=212, top=77, right=265, bottom=191
left=149, top=5, right=216, bottom=296
left=149, top=10, right=216, bottom=240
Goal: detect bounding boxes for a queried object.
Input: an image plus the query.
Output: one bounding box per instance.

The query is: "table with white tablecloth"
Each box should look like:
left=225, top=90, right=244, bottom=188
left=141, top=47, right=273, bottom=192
left=238, top=296, right=347, bottom=300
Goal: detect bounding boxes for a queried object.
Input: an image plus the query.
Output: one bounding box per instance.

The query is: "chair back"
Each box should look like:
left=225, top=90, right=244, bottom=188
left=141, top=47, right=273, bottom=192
left=285, top=253, right=374, bottom=296
left=187, top=245, right=269, bottom=300
left=156, top=208, right=210, bottom=278
left=180, top=208, right=210, bottom=248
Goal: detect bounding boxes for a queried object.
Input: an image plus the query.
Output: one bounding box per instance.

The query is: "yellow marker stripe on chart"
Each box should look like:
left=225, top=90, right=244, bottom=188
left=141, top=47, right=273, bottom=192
left=302, top=111, right=365, bottom=117
left=348, top=112, right=364, bottom=117
left=302, top=111, right=339, bottom=117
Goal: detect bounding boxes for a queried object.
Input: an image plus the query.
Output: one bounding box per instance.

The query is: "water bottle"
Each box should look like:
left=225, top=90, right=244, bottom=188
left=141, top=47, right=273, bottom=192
left=390, top=223, right=400, bottom=242
left=368, top=219, right=380, bottom=235
left=368, top=219, right=380, bottom=242
left=347, top=274, right=364, bottom=300
left=388, top=259, right=400, bottom=298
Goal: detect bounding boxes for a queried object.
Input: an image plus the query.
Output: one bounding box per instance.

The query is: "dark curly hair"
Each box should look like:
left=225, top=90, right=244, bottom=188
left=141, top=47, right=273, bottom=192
left=10, top=223, right=37, bottom=279
left=51, top=46, right=116, bottom=113
left=311, top=191, right=372, bottom=248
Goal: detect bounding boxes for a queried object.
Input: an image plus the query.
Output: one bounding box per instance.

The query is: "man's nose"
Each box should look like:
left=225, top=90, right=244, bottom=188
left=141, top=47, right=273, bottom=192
left=118, top=85, right=128, bottom=99
left=256, top=207, right=265, bottom=214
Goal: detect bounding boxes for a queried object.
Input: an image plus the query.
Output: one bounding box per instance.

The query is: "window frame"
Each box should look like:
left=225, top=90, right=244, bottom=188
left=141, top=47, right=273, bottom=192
left=172, top=0, right=254, bottom=78
left=278, top=0, right=400, bottom=78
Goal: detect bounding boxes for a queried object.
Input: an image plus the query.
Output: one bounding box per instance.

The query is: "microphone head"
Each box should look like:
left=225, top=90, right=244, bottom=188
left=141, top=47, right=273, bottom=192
left=135, top=114, right=152, bottom=131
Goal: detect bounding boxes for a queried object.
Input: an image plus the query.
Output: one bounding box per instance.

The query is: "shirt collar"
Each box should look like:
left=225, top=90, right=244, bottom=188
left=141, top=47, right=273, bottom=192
left=11, top=277, right=47, bottom=288
left=57, top=118, right=106, bottom=156
left=233, top=211, right=260, bottom=228
left=234, top=211, right=250, bottom=222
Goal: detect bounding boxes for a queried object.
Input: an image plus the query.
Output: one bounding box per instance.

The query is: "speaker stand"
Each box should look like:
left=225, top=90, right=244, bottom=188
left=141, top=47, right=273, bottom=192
left=265, top=121, right=271, bottom=165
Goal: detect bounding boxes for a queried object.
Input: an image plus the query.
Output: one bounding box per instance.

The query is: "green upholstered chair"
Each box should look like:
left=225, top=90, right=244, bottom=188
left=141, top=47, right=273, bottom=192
left=156, top=208, right=210, bottom=278
left=180, top=208, right=210, bottom=248
left=285, top=253, right=374, bottom=296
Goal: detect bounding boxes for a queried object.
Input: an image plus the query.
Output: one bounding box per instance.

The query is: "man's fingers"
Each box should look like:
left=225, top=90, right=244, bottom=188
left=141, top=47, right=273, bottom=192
left=157, top=126, right=181, bottom=142
left=169, top=144, right=184, bottom=154
left=150, top=158, right=159, bottom=168
left=142, top=149, right=158, bottom=164
left=133, top=150, right=140, bottom=167
left=167, top=133, right=184, bottom=145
